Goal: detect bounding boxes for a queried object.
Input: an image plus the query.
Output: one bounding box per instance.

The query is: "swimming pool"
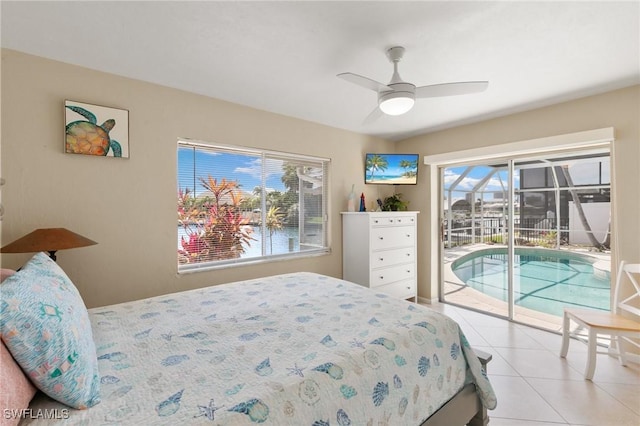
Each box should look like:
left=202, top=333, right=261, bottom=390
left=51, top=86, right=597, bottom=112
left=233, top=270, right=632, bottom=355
left=451, top=248, right=610, bottom=317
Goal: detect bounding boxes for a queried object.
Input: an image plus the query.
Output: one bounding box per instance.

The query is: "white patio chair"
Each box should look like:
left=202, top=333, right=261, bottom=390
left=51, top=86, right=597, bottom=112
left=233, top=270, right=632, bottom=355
left=560, top=261, right=640, bottom=380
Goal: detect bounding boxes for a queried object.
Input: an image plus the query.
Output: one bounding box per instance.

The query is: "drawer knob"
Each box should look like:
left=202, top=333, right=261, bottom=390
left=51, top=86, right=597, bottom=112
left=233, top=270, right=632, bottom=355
left=379, top=276, right=384, bottom=280
left=407, top=286, right=411, bottom=290
left=379, top=258, right=384, bottom=261
left=406, top=234, right=410, bottom=237
left=406, top=253, right=411, bottom=256
left=407, top=270, right=411, bottom=273
left=379, top=237, right=384, bottom=240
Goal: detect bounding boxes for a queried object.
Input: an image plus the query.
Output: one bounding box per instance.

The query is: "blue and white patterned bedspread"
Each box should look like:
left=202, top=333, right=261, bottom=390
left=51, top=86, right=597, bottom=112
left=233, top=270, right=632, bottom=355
left=26, top=272, right=496, bottom=425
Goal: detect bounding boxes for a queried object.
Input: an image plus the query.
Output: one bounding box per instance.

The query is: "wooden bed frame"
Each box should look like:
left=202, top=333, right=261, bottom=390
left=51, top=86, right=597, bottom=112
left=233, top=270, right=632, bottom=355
left=422, top=349, right=492, bottom=426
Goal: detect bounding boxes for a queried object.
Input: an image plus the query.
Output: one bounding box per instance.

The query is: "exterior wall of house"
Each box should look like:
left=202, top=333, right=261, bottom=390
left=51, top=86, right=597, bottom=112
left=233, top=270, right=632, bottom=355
left=0, top=49, right=394, bottom=308
left=568, top=202, right=611, bottom=245
left=397, top=85, right=640, bottom=302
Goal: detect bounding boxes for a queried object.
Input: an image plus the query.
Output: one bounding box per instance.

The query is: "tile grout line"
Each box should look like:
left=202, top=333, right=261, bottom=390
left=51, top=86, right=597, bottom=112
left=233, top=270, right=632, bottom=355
left=443, top=304, right=640, bottom=425
left=485, top=346, right=571, bottom=424
left=451, top=306, right=569, bottom=424
left=523, top=326, right=640, bottom=415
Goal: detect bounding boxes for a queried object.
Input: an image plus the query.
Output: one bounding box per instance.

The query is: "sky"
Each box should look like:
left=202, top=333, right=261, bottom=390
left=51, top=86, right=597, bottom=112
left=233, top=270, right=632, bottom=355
left=178, top=147, right=287, bottom=197
left=444, top=158, right=609, bottom=204
left=444, top=166, right=511, bottom=194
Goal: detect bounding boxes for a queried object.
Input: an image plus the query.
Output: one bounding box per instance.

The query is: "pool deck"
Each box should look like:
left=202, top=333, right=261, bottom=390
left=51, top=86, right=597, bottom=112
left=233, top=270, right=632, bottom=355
left=442, top=243, right=611, bottom=332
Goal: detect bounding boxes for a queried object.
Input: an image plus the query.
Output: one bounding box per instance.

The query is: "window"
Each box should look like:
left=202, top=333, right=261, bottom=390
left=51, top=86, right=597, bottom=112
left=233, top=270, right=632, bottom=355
left=177, top=140, right=330, bottom=271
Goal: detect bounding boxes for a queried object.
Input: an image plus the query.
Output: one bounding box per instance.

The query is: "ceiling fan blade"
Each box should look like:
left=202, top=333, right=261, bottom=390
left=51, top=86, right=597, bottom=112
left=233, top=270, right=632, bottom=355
left=415, top=81, right=489, bottom=98
left=337, top=72, right=392, bottom=92
left=363, top=106, right=383, bottom=125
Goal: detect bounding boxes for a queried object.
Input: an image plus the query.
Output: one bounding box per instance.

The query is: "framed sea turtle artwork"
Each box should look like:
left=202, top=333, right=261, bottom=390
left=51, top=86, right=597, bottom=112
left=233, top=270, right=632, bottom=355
left=64, top=100, right=129, bottom=158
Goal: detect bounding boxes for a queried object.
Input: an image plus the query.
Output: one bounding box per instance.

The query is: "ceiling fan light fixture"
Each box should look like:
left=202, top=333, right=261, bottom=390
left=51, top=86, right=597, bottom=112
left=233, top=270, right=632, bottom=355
left=338, top=46, right=487, bottom=122
left=379, top=91, right=415, bottom=116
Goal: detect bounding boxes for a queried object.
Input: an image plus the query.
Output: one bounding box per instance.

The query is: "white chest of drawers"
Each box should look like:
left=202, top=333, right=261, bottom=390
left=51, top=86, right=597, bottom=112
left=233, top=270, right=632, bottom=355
left=341, top=211, right=418, bottom=301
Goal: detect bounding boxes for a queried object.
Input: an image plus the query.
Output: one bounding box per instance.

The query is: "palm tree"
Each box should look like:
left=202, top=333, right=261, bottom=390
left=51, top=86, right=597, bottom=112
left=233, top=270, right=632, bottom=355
left=281, top=163, right=300, bottom=193
left=366, top=155, right=388, bottom=180
left=266, top=190, right=283, bottom=209
left=399, top=159, right=418, bottom=178
left=265, top=206, right=285, bottom=253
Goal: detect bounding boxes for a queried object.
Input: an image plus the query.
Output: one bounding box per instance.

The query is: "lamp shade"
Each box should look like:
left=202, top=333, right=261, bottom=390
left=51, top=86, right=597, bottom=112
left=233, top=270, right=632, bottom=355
left=378, top=90, right=415, bottom=116
left=1, top=228, right=97, bottom=259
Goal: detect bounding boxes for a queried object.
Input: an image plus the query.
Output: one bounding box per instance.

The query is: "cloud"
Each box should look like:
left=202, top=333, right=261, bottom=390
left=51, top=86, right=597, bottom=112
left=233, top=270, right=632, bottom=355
left=445, top=167, right=517, bottom=193
left=234, top=158, right=285, bottom=181
left=234, top=158, right=263, bottom=179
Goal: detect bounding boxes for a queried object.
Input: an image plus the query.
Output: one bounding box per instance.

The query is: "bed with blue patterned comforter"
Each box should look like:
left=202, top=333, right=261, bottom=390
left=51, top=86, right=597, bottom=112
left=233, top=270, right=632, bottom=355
left=25, top=272, right=496, bottom=425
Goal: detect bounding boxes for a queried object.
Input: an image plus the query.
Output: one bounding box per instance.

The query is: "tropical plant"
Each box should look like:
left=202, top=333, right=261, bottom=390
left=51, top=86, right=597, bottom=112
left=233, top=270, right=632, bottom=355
left=178, top=188, right=197, bottom=219
left=265, top=206, right=285, bottom=253
left=539, top=231, right=558, bottom=248
left=485, top=234, right=505, bottom=245
left=239, top=195, right=260, bottom=212
left=366, top=154, right=389, bottom=180
left=382, top=193, right=409, bottom=211
left=178, top=176, right=254, bottom=264
left=281, top=163, right=300, bottom=193
left=266, top=190, right=283, bottom=208
left=399, top=159, right=418, bottom=178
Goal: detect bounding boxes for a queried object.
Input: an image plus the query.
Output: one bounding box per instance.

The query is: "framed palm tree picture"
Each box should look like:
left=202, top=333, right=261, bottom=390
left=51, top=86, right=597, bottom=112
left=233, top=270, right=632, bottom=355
left=365, top=153, right=419, bottom=185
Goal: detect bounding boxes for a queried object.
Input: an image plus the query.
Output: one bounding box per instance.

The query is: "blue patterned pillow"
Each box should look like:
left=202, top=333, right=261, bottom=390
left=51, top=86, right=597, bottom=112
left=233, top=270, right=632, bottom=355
left=0, top=252, right=100, bottom=409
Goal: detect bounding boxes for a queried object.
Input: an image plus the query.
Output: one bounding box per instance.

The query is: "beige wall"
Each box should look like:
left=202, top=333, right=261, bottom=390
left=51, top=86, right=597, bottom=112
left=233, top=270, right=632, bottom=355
left=397, top=85, right=640, bottom=301
left=2, top=49, right=638, bottom=309
left=0, top=49, right=395, bottom=308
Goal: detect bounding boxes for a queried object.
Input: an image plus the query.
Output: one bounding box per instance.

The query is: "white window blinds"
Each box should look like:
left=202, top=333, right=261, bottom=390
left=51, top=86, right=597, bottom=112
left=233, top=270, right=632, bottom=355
left=177, top=140, right=329, bottom=271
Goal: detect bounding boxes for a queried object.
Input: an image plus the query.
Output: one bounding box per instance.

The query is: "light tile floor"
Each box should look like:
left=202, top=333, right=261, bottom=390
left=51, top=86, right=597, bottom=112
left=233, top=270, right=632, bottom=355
left=426, top=303, right=640, bottom=426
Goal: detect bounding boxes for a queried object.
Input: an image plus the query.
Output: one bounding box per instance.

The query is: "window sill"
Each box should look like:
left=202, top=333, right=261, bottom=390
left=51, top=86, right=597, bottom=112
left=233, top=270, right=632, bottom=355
left=177, top=248, right=331, bottom=274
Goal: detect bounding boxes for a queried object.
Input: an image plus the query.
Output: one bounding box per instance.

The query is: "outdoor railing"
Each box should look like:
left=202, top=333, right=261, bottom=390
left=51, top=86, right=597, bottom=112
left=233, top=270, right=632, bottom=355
left=445, top=217, right=571, bottom=248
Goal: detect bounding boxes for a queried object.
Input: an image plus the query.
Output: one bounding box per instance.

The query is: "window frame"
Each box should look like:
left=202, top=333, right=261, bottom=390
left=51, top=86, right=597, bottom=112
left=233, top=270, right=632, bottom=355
left=177, top=139, right=331, bottom=273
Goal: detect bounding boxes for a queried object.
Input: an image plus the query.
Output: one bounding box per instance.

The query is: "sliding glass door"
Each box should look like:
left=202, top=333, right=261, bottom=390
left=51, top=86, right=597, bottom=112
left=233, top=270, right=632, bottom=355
left=440, top=149, right=611, bottom=331
left=440, top=161, right=511, bottom=316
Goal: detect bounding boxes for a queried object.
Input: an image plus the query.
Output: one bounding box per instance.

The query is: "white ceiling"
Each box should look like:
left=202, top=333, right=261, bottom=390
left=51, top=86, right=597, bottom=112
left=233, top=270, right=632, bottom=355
left=2, top=1, right=639, bottom=141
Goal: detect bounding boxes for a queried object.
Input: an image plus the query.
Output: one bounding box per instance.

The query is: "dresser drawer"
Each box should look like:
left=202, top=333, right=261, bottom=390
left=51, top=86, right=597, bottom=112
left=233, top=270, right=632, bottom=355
left=371, top=215, right=417, bottom=227
left=373, top=279, right=416, bottom=300
left=371, top=247, right=415, bottom=268
left=370, top=263, right=415, bottom=287
left=371, top=226, right=415, bottom=250
left=343, top=211, right=419, bottom=302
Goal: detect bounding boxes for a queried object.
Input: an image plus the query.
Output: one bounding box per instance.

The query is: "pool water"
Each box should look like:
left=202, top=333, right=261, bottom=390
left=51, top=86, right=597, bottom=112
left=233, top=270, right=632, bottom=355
left=451, top=249, right=610, bottom=317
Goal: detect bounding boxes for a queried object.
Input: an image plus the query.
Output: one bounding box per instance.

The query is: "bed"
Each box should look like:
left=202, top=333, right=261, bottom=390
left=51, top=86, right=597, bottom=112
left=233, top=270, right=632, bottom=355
left=2, top=255, right=496, bottom=425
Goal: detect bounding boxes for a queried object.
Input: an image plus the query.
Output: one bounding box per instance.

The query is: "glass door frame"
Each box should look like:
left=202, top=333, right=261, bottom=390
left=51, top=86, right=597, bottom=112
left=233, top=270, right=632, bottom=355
left=437, top=145, right=612, bottom=327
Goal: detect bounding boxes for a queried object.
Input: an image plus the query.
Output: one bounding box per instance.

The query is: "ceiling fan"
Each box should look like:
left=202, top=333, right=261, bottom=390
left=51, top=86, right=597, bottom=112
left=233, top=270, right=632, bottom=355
left=337, top=46, right=488, bottom=122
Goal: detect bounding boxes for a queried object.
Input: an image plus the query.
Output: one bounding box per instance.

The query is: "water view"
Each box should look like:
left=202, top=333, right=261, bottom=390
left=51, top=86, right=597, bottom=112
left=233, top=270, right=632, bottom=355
left=178, top=226, right=313, bottom=258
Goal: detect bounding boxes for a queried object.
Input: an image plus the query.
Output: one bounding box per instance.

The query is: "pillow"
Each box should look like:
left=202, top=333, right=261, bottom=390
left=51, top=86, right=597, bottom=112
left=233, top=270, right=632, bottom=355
left=0, top=252, right=100, bottom=409
left=0, top=338, right=37, bottom=426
